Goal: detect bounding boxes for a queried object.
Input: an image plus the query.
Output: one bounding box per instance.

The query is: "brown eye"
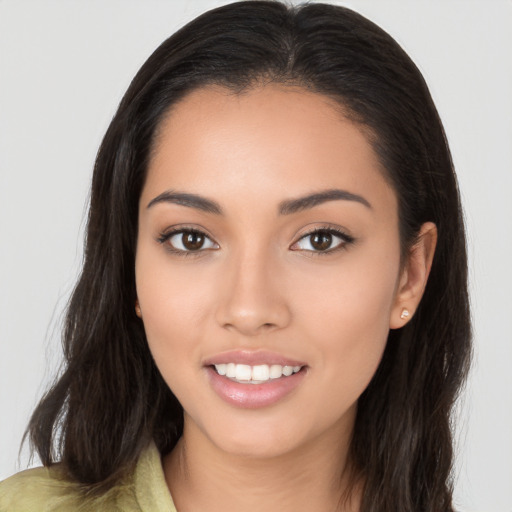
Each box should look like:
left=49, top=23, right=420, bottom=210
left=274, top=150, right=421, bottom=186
left=310, top=232, right=332, bottom=251
left=182, top=232, right=205, bottom=250
left=165, top=229, right=218, bottom=253
left=292, top=228, right=352, bottom=253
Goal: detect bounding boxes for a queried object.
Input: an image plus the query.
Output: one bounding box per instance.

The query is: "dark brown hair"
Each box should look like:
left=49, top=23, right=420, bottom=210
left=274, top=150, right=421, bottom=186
left=26, top=2, right=471, bottom=511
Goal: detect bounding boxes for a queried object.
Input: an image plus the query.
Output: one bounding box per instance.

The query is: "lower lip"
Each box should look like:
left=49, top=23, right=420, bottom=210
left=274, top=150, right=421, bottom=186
left=206, top=366, right=306, bottom=409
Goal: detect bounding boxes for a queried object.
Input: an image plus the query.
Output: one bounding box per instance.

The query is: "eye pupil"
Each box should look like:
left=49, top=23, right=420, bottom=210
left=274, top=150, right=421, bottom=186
left=183, top=232, right=204, bottom=250
left=311, top=232, right=332, bottom=251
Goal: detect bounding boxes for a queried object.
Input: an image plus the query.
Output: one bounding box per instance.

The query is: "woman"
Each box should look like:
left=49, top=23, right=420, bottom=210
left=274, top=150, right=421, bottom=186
left=0, top=1, right=471, bottom=511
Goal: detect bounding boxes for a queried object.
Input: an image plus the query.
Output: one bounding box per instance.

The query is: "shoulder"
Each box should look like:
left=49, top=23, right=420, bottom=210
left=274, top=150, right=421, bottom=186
left=0, top=464, right=81, bottom=511
left=0, top=442, right=174, bottom=512
left=0, top=464, right=138, bottom=512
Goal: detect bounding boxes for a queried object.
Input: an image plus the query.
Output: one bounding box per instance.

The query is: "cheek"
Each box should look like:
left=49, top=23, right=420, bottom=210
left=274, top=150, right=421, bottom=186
left=291, top=247, right=400, bottom=395
left=135, top=247, right=209, bottom=378
left=135, top=247, right=235, bottom=415
left=295, top=246, right=399, bottom=324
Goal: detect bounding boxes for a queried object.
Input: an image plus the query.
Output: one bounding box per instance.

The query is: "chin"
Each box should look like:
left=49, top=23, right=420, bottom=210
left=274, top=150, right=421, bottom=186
left=195, top=413, right=311, bottom=460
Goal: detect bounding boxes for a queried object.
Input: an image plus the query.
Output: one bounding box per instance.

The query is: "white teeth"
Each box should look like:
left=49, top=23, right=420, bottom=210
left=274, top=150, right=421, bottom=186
left=213, top=363, right=302, bottom=383
left=216, top=363, right=227, bottom=376
left=252, top=364, right=270, bottom=381
left=282, top=366, right=293, bottom=376
left=235, top=364, right=252, bottom=381
left=226, top=363, right=236, bottom=378
left=269, top=364, right=283, bottom=379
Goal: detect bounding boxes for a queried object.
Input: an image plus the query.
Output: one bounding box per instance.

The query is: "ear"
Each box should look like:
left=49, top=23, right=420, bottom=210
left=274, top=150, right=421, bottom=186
left=389, top=222, right=437, bottom=329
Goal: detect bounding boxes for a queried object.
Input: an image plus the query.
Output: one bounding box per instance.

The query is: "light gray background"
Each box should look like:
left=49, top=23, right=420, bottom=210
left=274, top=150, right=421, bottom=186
left=1, top=1, right=511, bottom=511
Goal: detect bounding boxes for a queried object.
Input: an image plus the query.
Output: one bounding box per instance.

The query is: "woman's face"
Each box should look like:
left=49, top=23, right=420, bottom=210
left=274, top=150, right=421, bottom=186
left=136, top=85, right=407, bottom=458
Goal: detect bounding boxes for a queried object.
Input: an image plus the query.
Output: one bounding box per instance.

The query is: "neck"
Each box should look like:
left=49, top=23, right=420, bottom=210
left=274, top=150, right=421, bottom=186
left=163, top=412, right=362, bottom=512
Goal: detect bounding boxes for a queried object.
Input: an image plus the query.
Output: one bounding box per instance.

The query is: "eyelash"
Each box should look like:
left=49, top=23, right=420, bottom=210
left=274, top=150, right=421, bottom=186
left=292, top=226, right=355, bottom=256
left=157, top=227, right=217, bottom=258
left=157, top=225, right=355, bottom=257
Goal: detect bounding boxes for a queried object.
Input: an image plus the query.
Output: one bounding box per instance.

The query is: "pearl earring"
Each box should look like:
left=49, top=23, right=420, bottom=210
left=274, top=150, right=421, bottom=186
left=400, top=308, right=410, bottom=320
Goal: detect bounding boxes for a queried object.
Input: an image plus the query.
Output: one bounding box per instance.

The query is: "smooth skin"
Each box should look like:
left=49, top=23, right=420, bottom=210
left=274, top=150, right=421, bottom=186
left=135, top=85, right=437, bottom=512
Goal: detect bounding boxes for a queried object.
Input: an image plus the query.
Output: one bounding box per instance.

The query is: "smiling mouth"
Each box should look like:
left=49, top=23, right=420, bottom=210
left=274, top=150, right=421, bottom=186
left=212, top=363, right=304, bottom=384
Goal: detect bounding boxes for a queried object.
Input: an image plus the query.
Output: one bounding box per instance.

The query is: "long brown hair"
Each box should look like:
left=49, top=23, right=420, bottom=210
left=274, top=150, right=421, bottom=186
left=27, top=2, right=471, bottom=510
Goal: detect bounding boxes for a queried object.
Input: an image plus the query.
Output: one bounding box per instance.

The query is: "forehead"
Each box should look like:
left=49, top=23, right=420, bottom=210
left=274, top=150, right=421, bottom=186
left=143, top=84, right=396, bottom=217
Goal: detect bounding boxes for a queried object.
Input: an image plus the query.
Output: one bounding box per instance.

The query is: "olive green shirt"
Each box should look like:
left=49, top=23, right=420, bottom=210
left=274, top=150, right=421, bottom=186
left=0, top=442, right=176, bottom=511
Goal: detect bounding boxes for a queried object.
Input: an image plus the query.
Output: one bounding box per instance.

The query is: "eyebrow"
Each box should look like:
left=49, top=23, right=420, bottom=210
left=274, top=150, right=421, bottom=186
left=147, top=191, right=222, bottom=214
left=278, top=188, right=372, bottom=215
left=147, top=188, right=372, bottom=215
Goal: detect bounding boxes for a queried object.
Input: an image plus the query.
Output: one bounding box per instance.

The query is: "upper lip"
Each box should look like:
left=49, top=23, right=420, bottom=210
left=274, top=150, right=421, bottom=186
left=203, top=349, right=307, bottom=367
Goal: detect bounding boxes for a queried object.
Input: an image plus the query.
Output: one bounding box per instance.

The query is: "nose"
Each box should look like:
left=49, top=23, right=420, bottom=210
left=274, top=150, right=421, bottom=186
left=214, top=247, right=291, bottom=336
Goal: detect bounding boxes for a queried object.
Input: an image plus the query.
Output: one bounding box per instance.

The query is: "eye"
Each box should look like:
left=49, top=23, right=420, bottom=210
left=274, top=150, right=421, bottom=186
left=291, top=228, right=354, bottom=253
left=158, top=228, right=219, bottom=253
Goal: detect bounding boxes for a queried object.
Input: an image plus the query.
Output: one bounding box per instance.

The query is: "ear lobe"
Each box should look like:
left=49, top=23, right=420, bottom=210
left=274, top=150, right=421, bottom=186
left=390, top=222, right=437, bottom=329
left=135, top=299, right=142, bottom=318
